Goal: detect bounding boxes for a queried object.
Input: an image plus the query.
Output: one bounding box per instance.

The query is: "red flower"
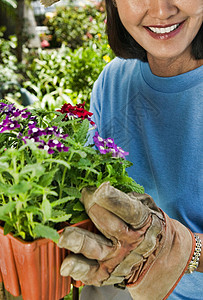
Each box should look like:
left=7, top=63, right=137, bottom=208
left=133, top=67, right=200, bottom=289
left=57, top=102, right=95, bottom=125
left=41, top=40, right=50, bottom=48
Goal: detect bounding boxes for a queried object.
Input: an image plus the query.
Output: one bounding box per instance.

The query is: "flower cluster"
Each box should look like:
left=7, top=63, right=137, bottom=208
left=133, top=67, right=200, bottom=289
left=0, top=101, right=129, bottom=159
left=93, top=131, right=129, bottom=159
left=58, top=102, right=95, bottom=125
left=23, top=125, right=69, bottom=154
left=0, top=100, right=143, bottom=242
left=0, top=102, right=69, bottom=154
left=0, top=102, right=31, bottom=133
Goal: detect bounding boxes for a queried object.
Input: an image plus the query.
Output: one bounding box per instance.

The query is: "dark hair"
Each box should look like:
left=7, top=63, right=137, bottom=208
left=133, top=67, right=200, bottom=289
left=105, top=0, right=203, bottom=62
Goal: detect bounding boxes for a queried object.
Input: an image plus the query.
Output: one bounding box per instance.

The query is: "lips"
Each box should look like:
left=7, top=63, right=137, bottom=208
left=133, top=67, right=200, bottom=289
left=144, top=21, right=185, bottom=40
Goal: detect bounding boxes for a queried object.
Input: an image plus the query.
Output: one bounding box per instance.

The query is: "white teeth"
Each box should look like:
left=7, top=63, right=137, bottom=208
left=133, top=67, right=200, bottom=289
left=148, top=24, right=179, bottom=34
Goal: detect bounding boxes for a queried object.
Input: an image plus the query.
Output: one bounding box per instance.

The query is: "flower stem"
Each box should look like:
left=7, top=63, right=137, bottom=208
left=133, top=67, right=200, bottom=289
left=59, top=167, right=67, bottom=199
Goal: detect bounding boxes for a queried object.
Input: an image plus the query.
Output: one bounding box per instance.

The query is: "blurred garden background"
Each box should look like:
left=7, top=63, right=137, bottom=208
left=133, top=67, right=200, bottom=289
left=0, top=0, right=115, bottom=111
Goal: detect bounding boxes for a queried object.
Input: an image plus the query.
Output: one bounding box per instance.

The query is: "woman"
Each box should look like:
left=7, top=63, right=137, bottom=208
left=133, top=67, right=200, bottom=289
left=42, top=0, right=203, bottom=299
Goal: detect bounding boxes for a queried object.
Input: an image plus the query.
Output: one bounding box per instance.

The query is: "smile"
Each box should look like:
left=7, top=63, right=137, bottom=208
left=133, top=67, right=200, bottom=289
left=148, top=23, right=180, bottom=34
left=144, top=21, right=185, bottom=40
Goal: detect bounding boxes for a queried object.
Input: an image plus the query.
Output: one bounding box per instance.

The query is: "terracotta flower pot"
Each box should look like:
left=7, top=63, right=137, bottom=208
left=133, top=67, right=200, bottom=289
left=0, top=219, right=95, bottom=300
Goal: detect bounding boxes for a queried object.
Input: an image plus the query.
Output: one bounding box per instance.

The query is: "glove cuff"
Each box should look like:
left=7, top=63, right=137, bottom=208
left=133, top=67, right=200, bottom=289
left=126, top=212, right=195, bottom=300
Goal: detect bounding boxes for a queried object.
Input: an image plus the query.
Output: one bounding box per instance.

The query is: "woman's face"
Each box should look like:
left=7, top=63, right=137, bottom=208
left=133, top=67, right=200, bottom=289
left=116, top=0, right=203, bottom=62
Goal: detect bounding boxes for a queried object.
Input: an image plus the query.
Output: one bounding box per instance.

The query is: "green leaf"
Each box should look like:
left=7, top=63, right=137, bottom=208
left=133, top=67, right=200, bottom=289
left=5, top=181, right=32, bottom=196
left=106, top=164, right=113, bottom=176
left=70, top=212, right=88, bottom=224
left=51, top=196, right=75, bottom=207
left=33, top=224, right=60, bottom=243
left=97, top=172, right=103, bottom=182
left=45, top=159, right=71, bottom=169
left=39, top=169, right=57, bottom=187
left=3, top=222, right=13, bottom=235
left=63, top=187, right=81, bottom=198
left=0, top=162, right=9, bottom=171
left=30, top=184, right=58, bottom=197
left=0, top=202, right=16, bottom=218
left=49, top=210, right=72, bottom=222
left=75, top=119, right=89, bottom=144
left=70, top=149, right=87, bottom=159
left=50, top=209, right=71, bottom=223
left=20, top=163, right=45, bottom=178
left=83, top=146, right=97, bottom=155
left=14, top=231, right=26, bottom=240
left=78, top=158, right=91, bottom=167
left=50, top=113, right=65, bottom=125
left=18, top=141, right=39, bottom=152
left=73, top=201, right=84, bottom=211
left=78, top=166, right=99, bottom=175
left=23, top=206, right=42, bottom=216
left=41, top=198, right=52, bottom=220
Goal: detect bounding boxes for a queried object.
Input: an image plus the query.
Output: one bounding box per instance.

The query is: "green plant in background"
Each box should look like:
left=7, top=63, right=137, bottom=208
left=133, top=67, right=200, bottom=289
left=64, top=43, right=114, bottom=105
left=0, top=27, right=19, bottom=84
left=45, top=2, right=107, bottom=50
left=0, top=1, right=115, bottom=110
left=22, top=1, right=114, bottom=110
left=0, top=100, right=144, bottom=243
left=0, top=27, right=26, bottom=103
left=22, top=46, right=73, bottom=110
left=0, top=0, right=16, bottom=8
left=23, top=42, right=114, bottom=110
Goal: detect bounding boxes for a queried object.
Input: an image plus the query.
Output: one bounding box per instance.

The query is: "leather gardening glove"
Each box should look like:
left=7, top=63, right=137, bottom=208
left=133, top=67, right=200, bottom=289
left=58, top=182, right=195, bottom=300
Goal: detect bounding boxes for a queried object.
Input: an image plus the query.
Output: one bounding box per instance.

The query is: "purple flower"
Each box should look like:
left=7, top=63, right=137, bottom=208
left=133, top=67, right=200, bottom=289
left=56, top=143, right=69, bottom=152
left=0, top=103, right=7, bottom=110
left=28, top=127, right=45, bottom=137
left=93, top=131, right=129, bottom=159
left=21, top=110, right=31, bottom=119
left=0, top=103, right=31, bottom=120
left=45, top=126, right=58, bottom=135
left=22, top=136, right=41, bottom=144
left=113, top=147, right=129, bottom=159
left=38, top=143, right=55, bottom=154
left=93, top=131, right=104, bottom=147
left=97, top=145, right=109, bottom=155
left=35, top=138, right=69, bottom=154
left=56, top=132, right=69, bottom=139
left=0, top=116, right=20, bottom=132
left=0, top=103, right=15, bottom=115
left=28, top=121, right=37, bottom=128
left=13, top=110, right=21, bottom=117
left=29, top=116, right=37, bottom=121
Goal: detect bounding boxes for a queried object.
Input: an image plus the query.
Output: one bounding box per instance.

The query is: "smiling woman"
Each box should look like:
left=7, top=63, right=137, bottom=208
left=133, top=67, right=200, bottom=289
left=106, top=0, right=203, bottom=75
left=38, top=0, right=203, bottom=300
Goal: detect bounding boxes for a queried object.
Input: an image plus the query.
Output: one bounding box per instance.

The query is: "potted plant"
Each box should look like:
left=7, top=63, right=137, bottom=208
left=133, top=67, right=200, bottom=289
left=0, top=100, right=144, bottom=299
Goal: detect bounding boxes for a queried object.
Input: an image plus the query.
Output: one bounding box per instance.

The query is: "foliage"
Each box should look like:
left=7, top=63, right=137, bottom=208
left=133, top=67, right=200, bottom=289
left=0, top=1, right=115, bottom=110
left=0, top=28, right=19, bottom=84
left=45, top=2, right=107, bottom=50
left=0, top=28, right=25, bottom=103
left=0, top=0, right=16, bottom=9
left=23, top=43, right=114, bottom=110
left=0, top=100, right=144, bottom=243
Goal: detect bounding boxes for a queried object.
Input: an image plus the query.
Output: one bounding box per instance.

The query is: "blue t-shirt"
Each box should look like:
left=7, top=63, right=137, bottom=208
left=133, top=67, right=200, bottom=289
left=89, top=58, right=203, bottom=299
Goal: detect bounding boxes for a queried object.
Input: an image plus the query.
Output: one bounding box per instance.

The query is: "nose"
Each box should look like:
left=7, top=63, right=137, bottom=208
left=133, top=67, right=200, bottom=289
left=148, top=0, right=178, bottom=20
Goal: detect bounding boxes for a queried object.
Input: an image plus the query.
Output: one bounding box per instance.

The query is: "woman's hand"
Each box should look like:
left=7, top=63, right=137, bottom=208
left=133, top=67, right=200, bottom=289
left=58, top=182, right=195, bottom=300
